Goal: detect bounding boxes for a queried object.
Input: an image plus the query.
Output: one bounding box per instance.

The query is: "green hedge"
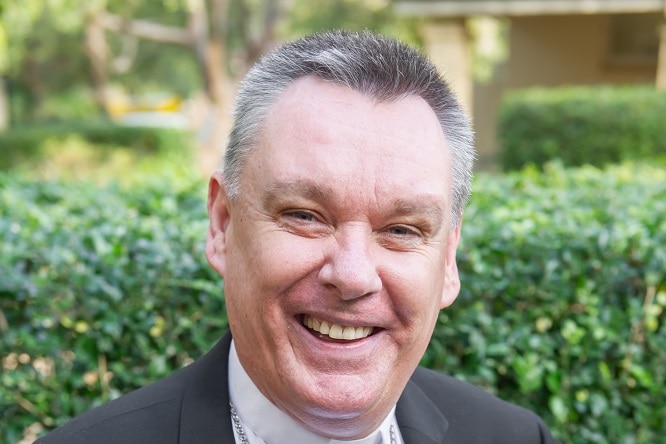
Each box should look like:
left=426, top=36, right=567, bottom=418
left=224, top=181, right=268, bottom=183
left=2, top=163, right=665, bottom=443
left=0, top=172, right=226, bottom=443
left=0, top=123, right=192, bottom=171
left=499, top=86, right=666, bottom=170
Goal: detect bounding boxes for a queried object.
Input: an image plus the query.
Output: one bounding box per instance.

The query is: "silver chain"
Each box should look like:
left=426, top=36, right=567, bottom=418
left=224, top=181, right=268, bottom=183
left=229, top=403, right=397, bottom=444
left=230, top=403, right=250, bottom=444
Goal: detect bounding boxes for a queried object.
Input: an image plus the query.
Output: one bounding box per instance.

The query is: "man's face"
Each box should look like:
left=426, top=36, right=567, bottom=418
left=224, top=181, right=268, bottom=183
left=207, top=76, right=461, bottom=439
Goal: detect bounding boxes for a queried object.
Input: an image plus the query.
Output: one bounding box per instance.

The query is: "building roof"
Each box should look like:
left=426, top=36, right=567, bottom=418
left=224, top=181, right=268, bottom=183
left=394, top=0, right=666, bottom=17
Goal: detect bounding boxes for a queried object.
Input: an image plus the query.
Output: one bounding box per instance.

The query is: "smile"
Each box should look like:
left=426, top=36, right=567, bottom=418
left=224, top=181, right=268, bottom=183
left=302, top=315, right=374, bottom=341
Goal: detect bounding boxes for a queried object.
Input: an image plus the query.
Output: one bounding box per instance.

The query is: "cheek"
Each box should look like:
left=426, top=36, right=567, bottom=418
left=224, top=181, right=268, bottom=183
left=381, top=254, right=446, bottom=351
left=228, top=229, right=325, bottom=298
left=385, top=252, right=446, bottom=309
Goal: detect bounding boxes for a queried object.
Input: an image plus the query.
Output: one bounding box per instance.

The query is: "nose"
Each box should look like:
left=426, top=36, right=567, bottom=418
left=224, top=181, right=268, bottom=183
left=318, top=227, right=382, bottom=300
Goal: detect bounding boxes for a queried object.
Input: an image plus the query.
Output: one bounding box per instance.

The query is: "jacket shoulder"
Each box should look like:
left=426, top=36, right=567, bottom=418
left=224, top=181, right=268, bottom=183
left=408, top=367, right=555, bottom=443
left=35, top=362, right=195, bottom=444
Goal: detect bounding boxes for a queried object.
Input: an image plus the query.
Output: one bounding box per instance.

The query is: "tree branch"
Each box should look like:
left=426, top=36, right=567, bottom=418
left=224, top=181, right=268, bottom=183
left=97, top=12, right=193, bottom=46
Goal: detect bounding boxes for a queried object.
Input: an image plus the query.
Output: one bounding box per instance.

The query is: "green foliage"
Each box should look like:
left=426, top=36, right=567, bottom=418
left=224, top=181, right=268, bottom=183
left=499, top=86, right=666, bottom=170
left=422, top=162, right=666, bottom=443
left=0, top=0, right=192, bottom=78
left=284, top=0, right=422, bottom=46
left=0, top=122, right=194, bottom=181
left=0, top=172, right=225, bottom=443
left=1, top=0, right=100, bottom=123
left=28, top=87, right=99, bottom=123
left=1, top=0, right=200, bottom=124
left=1, top=0, right=421, bottom=126
left=2, top=162, right=665, bottom=443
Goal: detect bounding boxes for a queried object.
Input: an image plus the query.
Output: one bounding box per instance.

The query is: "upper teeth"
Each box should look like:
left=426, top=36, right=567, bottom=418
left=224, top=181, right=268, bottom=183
left=303, top=315, right=374, bottom=340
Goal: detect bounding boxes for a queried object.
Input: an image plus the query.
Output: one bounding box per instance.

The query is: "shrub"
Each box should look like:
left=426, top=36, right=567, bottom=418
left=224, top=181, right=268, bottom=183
left=499, top=86, right=666, bottom=170
left=0, top=172, right=225, bottom=443
left=2, top=162, right=665, bottom=443
left=423, top=162, right=666, bottom=443
left=0, top=122, right=193, bottom=172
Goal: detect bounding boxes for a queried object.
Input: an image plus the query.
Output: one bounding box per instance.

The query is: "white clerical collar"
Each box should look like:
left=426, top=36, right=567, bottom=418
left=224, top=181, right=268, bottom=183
left=228, top=340, right=400, bottom=444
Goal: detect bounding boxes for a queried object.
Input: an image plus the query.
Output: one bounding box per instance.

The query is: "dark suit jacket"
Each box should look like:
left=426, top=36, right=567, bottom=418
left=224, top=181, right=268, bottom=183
left=36, top=333, right=555, bottom=443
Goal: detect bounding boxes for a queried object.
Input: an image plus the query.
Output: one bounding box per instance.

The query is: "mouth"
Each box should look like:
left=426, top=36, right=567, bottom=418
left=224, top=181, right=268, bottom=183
left=302, top=314, right=375, bottom=341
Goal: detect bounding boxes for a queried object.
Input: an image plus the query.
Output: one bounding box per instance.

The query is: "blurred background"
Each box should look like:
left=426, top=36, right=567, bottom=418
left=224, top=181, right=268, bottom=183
left=0, top=0, right=422, bottom=180
left=1, top=1, right=665, bottom=443
left=1, top=0, right=666, bottom=174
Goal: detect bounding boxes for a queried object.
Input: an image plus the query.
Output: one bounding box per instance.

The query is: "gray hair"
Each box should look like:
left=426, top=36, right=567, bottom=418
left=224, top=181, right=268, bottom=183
left=223, top=30, right=475, bottom=226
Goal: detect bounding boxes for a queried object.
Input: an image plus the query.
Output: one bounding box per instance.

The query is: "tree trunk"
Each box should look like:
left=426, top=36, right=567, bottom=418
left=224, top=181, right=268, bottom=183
left=189, top=0, right=235, bottom=173
left=84, top=14, right=110, bottom=116
left=96, top=12, right=192, bottom=45
left=81, top=1, right=286, bottom=173
left=0, top=78, right=8, bottom=130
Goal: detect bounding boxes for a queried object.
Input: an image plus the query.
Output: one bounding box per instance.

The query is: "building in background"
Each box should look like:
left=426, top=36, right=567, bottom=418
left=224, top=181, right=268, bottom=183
left=394, top=0, right=666, bottom=168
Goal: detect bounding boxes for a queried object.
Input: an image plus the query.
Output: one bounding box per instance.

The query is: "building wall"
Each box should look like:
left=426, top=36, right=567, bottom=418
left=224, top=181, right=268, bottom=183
left=473, top=13, right=659, bottom=168
left=506, top=14, right=657, bottom=87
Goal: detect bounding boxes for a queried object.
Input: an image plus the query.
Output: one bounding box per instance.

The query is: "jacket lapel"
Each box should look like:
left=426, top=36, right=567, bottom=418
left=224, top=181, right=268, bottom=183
left=396, top=378, right=449, bottom=444
left=178, top=332, right=236, bottom=443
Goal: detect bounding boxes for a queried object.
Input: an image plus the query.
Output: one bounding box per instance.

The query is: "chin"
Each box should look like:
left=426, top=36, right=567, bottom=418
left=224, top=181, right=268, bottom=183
left=288, top=399, right=384, bottom=441
left=280, top=374, right=390, bottom=433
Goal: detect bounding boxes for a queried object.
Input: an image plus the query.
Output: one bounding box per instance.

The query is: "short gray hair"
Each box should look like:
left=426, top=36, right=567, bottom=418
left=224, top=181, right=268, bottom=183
left=223, top=30, right=475, bottom=226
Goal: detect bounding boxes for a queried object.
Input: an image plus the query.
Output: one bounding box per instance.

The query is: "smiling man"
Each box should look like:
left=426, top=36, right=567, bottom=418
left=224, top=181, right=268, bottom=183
left=37, top=31, right=554, bottom=444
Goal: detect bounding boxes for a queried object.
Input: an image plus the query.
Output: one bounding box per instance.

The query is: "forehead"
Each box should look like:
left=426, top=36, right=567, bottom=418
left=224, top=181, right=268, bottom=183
left=262, top=76, right=446, bottom=151
left=244, top=76, right=452, bottom=210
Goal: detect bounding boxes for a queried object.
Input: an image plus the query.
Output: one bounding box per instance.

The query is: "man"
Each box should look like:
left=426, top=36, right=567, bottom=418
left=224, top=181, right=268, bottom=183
left=37, top=31, right=555, bottom=443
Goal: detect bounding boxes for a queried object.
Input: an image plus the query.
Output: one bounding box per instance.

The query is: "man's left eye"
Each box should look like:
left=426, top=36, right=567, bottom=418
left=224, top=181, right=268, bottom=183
left=387, top=225, right=419, bottom=237
left=286, top=211, right=316, bottom=222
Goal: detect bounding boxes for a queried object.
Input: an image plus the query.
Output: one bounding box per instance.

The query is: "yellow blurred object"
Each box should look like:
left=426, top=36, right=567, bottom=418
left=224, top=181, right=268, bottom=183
left=106, top=93, right=182, bottom=118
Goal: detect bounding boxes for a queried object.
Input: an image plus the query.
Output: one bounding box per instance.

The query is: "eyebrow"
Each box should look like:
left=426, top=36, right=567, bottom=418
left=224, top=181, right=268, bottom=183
left=391, top=199, right=445, bottom=231
left=263, top=178, right=446, bottom=233
left=263, top=179, right=330, bottom=207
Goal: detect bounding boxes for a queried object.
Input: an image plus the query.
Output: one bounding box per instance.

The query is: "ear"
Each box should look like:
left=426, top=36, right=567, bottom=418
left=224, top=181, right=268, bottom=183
left=206, top=170, right=232, bottom=278
left=440, top=221, right=462, bottom=309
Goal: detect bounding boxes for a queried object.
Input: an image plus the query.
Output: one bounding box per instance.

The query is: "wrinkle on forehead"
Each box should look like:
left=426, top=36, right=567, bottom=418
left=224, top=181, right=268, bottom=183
left=264, top=77, right=448, bottom=158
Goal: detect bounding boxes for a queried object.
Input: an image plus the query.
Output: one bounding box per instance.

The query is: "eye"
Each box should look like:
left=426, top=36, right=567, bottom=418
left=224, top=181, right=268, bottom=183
left=284, top=210, right=317, bottom=222
left=278, top=209, right=330, bottom=238
left=377, top=224, right=427, bottom=251
left=387, top=225, right=420, bottom=237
